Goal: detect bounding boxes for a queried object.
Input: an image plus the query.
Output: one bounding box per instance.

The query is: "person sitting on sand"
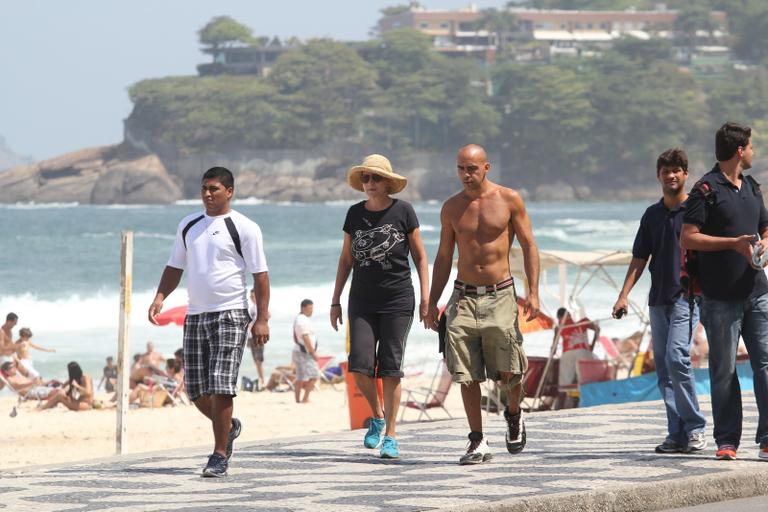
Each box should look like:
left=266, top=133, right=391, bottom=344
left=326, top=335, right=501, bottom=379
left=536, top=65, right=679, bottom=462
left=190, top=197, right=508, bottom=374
left=126, top=359, right=186, bottom=407
left=130, top=353, right=155, bottom=387
left=159, top=358, right=185, bottom=396
left=14, top=327, right=55, bottom=379
left=141, top=341, right=165, bottom=368
left=41, top=361, right=94, bottom=411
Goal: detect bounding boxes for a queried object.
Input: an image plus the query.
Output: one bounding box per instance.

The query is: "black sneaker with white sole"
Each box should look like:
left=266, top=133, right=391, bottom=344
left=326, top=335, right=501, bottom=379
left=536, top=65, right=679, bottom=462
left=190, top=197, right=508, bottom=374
left=459, top=431, right=493, bottom=465
left=655, top=439, right=685, bottom=454
left=504, top=409, right=526, bottom=454
left=202, top=453, right=228, bottom=477
left=226, top=418, right=242, bottom=461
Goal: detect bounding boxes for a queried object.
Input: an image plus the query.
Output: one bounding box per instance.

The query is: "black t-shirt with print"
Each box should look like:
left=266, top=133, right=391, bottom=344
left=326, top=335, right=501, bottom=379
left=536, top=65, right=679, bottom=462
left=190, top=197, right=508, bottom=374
left=343, top=199, right=419, bottom=314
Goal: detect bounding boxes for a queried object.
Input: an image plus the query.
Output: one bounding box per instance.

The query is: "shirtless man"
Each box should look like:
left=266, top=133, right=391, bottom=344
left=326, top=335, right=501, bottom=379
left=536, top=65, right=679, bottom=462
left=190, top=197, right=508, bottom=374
left=427, top=144, right=540, bottom=465
left=1, top=313, right=18, bottom=360
left=0, top=360, right=44, bottom=396
left=141, top=341, right=165, bottom=368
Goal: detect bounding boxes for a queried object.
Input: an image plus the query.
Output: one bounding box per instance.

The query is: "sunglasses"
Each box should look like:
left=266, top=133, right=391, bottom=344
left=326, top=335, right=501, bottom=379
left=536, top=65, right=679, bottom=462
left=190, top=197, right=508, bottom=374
left=360, top=173, right=384, bottom=184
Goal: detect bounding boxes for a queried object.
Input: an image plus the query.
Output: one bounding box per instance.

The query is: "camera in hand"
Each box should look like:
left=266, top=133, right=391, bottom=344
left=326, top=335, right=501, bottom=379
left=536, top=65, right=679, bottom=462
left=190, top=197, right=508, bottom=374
left=614, top=307, right=627, bottom=319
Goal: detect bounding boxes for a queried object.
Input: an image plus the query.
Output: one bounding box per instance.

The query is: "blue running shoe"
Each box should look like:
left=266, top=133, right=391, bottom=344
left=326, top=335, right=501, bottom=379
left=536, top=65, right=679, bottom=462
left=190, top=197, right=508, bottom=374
left=380, top=436, right=400, bottom=459
left=363, top=417, right=385, bottom=448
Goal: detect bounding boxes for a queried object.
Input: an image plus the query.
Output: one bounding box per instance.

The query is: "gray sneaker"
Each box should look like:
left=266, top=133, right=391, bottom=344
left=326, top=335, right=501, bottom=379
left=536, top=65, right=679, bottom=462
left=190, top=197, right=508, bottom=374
left=682, top=432, right=707, bottom=453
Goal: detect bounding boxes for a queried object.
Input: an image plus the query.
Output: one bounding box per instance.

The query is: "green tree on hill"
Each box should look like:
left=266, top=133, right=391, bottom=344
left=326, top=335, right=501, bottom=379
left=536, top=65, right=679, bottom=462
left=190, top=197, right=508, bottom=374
left=198, top=16, right=254, bottom=50
left=128, top=77, right=283, bottom=152
left=493, top=62, right=595, bottom=186
left=267, top=39, right=379, bottom=146
left=586, top=53, right=708, bottom=182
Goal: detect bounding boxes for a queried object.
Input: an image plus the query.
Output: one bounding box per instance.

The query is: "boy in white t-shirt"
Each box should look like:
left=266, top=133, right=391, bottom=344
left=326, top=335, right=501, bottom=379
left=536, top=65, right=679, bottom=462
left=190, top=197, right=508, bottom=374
left=292, top=299, right=320, bottom=403
left=148, top=166, right=270, bottom=478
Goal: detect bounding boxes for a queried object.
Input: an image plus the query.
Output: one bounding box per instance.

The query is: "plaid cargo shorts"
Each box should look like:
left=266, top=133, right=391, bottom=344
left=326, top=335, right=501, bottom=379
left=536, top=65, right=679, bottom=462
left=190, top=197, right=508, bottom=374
left=183, top=308, right=251, bottom=401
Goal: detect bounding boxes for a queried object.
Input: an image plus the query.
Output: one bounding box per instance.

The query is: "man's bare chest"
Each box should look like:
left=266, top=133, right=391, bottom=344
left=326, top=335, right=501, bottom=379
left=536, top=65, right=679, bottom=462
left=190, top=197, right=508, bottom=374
left=454, top=204, right=510, bottom=240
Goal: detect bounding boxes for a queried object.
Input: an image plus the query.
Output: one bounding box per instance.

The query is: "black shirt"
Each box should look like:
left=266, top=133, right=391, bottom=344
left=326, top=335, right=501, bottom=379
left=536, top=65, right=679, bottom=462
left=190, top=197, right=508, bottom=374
left=343, top=199, right=419, bottom=314
left=632, top=199, right=685, bottom=307
left=683, top=164, right=768, bottom=300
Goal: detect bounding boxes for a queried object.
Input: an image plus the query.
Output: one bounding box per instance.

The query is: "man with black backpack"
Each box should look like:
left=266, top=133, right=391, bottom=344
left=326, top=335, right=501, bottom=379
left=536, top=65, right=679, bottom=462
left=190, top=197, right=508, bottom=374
left=681, top=122, right=768, bottom=461
left=148, top=166, right=270, bottom=477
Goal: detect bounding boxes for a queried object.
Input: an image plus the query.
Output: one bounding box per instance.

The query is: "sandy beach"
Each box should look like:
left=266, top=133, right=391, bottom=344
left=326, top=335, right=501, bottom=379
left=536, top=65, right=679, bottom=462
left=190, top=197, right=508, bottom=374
left=0, top=377, right=467, bottom=471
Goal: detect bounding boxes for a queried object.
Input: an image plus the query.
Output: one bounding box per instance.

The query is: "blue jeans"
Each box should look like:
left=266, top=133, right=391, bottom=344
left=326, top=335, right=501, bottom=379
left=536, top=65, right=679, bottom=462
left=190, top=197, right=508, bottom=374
left=649, top=296, right=706, bottom=444
left=700, top=293, right=768, bottom=448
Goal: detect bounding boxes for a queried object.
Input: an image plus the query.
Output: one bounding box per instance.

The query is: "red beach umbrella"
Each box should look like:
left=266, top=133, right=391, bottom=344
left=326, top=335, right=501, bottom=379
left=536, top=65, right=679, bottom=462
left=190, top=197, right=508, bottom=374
left=155, top=305, right=187, bottom=326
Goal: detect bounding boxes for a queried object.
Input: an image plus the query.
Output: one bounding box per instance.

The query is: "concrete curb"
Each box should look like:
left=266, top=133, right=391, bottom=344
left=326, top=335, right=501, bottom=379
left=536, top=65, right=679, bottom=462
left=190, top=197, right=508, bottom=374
left=444, top=468, right=768, bottom=512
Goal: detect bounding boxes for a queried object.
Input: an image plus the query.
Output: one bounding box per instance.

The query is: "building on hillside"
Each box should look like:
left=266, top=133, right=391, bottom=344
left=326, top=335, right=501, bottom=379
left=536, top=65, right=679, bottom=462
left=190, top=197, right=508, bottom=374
left=197, top=45, right=291, bottom=77
left=377, top=4, right=728, bottom=62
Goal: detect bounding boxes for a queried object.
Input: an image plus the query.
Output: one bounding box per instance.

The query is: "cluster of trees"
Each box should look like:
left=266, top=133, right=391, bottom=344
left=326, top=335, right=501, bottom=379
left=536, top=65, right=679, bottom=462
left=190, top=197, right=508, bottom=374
left=128, top=6, right=768, bottom=188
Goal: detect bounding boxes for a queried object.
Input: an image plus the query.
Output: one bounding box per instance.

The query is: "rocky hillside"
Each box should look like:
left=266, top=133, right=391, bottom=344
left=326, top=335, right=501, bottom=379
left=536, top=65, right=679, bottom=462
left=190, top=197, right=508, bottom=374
left=0, top=143, right=182, bottom=204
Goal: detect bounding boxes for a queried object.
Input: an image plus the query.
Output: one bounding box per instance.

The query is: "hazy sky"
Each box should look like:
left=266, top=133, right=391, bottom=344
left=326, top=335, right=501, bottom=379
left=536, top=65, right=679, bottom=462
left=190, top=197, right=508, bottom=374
left=1, top=1, right=502, bottom=160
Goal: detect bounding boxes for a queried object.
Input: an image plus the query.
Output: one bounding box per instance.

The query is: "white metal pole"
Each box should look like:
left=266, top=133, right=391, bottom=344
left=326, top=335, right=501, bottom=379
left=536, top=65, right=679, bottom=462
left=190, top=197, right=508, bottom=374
left=558, top=263, right=567, bottom=306
left=116, top=231, right=133, bottom=455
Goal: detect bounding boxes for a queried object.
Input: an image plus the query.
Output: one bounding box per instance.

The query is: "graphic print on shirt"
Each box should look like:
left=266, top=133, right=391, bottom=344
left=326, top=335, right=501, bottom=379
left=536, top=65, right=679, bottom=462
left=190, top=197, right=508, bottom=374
left=351, top=224, right=405, bottom=270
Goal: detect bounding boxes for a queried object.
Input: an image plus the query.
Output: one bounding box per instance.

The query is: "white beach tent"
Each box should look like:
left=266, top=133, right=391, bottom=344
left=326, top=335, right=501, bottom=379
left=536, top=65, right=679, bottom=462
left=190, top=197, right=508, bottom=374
left=509, top=246, right=646, bottom=323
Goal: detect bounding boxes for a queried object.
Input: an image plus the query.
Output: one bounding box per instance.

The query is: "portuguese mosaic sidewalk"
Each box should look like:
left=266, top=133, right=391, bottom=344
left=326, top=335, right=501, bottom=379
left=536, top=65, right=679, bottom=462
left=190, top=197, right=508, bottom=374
left=3, top=393, right=768, bottom=512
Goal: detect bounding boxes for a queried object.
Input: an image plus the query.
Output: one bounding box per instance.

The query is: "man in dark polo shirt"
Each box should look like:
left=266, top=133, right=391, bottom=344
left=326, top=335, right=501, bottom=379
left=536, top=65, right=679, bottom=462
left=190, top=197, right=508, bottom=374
left=681, top=122, right=768, bottom=462
left=613, top=148, right=706, bottom=454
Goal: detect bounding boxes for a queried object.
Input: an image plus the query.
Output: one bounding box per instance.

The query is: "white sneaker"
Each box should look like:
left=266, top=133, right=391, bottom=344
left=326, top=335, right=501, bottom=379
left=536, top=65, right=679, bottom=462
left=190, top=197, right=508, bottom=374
left=459, top=432, right=493, bottom=465
left=683, top=432, right=708, bottom=453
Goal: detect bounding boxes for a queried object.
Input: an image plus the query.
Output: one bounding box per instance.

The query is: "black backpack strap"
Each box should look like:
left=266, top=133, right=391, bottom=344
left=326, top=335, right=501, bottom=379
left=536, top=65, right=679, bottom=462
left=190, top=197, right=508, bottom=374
left=224, top=216, right=244, bottom=259
left=693, top=179, right=716, bottom=206
left=182, top=215, right=205, bottom=249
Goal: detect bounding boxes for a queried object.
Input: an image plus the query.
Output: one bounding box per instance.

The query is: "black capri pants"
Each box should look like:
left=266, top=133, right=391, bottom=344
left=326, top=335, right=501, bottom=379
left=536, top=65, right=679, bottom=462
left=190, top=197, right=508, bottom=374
left=348, top=312, right=413, bottom=378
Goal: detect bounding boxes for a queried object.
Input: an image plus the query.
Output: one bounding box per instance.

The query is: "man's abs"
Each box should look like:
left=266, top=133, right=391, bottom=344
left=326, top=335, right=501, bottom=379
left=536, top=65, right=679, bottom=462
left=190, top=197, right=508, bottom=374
left=455, top=239, right=513, bottom=285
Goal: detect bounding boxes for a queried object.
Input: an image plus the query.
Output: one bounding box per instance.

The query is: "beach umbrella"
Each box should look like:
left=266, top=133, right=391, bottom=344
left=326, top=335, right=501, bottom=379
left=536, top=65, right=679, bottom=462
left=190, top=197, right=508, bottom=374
left=155, top=305, right=187, bottom=326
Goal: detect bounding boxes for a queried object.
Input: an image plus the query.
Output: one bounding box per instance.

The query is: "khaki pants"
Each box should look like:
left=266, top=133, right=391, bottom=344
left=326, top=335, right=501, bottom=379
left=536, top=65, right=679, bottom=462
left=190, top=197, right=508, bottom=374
left=444, top=285, right=527, bottom=389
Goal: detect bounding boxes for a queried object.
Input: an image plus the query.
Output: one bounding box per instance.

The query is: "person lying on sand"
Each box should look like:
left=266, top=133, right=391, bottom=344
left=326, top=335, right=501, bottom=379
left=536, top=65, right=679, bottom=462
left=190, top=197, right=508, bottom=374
left=0, top=360, right=59, bottom=400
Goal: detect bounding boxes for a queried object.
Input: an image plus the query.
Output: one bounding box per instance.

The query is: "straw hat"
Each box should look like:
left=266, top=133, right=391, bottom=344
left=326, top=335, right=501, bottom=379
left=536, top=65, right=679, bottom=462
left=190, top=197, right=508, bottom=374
left=347, top=154, right=408, bottom=194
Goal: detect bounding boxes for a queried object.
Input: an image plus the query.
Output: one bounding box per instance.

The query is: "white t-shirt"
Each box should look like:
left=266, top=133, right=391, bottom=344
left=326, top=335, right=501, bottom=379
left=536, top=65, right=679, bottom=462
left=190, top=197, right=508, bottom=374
left=167, top=209, right=268, bottom=314
left=293, top=313, right=317, bottom=352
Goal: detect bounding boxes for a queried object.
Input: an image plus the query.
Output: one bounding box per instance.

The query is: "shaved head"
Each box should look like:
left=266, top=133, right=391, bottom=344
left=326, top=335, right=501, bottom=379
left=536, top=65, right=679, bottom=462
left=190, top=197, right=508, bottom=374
left=457, top=144, right=488, bottom=164
left=456, top=144, right=491, bottom=191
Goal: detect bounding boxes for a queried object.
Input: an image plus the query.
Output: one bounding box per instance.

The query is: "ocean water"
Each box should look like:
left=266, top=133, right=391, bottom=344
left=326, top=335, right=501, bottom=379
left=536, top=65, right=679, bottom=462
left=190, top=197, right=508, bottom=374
left=0, top=199, right=651, bottom=386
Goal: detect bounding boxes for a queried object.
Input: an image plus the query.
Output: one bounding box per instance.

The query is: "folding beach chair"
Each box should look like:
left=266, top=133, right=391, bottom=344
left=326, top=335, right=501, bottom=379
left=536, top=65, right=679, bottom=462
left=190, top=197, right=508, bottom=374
left=400, top=359, right=453, bottom=421
left=0, top=373, right=23, bottom=412
left=577, top=359, right=617, bottom=387
left=520, top=356, right=560, bottom=412
left=315, top=355, right=345, bottom=391
left=148, top=376, right=189, bottom=406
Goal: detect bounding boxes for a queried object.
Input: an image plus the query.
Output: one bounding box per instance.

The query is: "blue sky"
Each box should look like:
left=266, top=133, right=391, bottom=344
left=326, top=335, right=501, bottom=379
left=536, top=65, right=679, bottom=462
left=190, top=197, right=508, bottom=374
left=0, top=1, right=501, bottom=160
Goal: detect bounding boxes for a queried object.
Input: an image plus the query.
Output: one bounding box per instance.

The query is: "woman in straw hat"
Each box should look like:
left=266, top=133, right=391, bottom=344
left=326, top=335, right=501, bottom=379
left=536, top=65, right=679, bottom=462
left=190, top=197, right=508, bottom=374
left=330, top=154, right=429, bottom=459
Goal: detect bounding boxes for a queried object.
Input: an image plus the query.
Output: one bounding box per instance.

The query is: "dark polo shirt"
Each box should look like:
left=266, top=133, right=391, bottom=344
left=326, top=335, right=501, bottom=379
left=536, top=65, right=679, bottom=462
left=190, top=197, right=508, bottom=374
left=683, top=164, right=768, bottom=301
left=632, top=199, right=685, bottom=307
